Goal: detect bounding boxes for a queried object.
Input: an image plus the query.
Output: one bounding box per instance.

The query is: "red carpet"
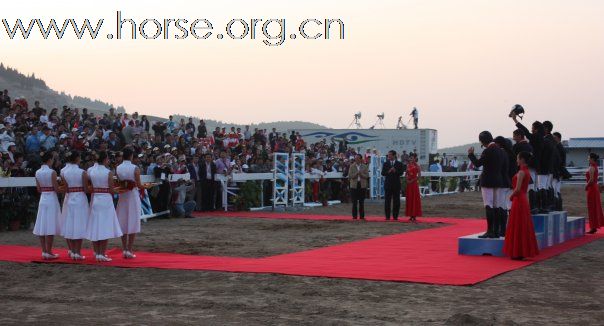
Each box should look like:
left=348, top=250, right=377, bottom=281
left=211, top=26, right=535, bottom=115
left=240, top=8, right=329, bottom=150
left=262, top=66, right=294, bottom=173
left=0, top=213, right=601, bottom=286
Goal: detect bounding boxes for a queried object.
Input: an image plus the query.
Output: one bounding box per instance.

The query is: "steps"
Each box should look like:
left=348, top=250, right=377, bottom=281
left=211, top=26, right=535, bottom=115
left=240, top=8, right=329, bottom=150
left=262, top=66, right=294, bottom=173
left=458, top=211, right=585, bottom=256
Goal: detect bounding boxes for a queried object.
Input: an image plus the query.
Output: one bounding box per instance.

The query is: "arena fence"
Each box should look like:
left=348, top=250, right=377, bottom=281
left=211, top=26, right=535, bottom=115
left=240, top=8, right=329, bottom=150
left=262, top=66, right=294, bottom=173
left=0, top=167, right=597, bottom=217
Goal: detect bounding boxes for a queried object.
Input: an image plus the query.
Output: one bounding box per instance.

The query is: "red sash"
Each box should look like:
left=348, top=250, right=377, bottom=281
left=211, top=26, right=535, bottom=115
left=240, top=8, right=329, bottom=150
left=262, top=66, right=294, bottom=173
left=93, top=188, right=111, bottom=194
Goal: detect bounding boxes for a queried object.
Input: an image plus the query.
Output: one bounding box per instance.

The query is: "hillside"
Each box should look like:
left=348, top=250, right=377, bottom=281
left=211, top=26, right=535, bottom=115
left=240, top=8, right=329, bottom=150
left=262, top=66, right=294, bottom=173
left=0, top=63, right=327, bottom=131
left=438, top=142, right=481, bottom=155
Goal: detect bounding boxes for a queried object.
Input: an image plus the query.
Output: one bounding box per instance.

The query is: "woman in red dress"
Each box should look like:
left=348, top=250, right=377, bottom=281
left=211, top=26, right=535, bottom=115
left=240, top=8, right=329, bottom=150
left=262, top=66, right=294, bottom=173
left=503, top=151, right=539, bottom=260
left=585, top=153, right=604, bottom=234
left=405, top=153, right=422, bottom=222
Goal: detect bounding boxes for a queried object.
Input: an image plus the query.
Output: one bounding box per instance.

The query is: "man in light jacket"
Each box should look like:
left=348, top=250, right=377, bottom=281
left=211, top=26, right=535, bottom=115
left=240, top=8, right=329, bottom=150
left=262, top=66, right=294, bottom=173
left=349, top=154, right=369, bottom=220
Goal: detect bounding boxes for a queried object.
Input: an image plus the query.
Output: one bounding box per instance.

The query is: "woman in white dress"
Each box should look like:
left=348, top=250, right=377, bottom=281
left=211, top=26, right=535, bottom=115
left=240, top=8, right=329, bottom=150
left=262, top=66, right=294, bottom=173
left=85, top=151, right=123, bottom=262
left=33, top=152, right=62, bottom=260
left=60, top=151, right=89, bottom=260
left=116, top=147, right=142, bottom=259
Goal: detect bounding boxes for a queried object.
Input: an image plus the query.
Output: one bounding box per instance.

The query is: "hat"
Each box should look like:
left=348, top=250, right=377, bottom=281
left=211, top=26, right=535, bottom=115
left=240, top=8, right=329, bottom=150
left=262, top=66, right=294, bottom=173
left=153, top=147, right=159, bottom=151
left=138, top=153, right=144, bottom=158
left=171, top=147, right=177, bottom=151
left=59, top=134, right=68, bottom=140
left=163, top=144, right=170, bottom=149
left=72, top=128, right=78, bottom=132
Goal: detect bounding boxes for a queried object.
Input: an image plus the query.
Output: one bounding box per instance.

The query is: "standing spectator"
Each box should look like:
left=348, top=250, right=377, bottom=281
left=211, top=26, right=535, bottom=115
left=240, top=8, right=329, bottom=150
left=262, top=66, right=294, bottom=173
left=381, top=150, right=404, bottom=220
left=348, top=154, right=368, bottom=220
left=39, top=127, right=57, bottom=151
left=199, top=153, right=216, bottom=211
left=197, top=120, right=207, bottom=138
left=0, top=89, right=11, bottom=114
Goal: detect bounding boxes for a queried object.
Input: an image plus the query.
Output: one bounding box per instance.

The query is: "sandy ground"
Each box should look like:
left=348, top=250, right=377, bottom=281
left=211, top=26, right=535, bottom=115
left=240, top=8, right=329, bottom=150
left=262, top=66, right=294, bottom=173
left=0, top=185, right=602, bottom=325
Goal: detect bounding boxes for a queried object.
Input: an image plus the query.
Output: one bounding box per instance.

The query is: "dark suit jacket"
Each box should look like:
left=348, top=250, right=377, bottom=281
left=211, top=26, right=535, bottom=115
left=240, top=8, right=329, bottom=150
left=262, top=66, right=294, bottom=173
left=198, top=161, right=216, bottom=183
left=516, top=122, right=545, bottom=173
left=381, top=160, right=404, bottom=190
left=543, top=134, right=559, bottom=176
left=468, top=144, right=506, bottom=188
left=187, top=163, right=199, bottom=181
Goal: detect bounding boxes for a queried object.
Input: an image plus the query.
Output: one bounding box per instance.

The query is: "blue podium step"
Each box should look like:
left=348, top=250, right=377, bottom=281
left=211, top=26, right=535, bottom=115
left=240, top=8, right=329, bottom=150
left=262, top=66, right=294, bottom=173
left=459, top=211, right=585, bottom=256
left=458, top=232, right=545, bottom=256
left=566, top=216, right=586, bottom=240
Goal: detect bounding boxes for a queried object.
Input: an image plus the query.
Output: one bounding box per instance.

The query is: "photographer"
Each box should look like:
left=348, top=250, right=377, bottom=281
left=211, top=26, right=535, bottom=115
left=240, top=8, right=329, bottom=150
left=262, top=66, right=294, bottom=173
left=173, top=178, right=196, bottom=218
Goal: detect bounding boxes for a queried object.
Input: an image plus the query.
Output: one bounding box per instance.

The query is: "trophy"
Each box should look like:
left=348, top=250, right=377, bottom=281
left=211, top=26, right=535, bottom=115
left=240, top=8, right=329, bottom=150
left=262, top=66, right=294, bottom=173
left=509, top=104, right=525, bottom=120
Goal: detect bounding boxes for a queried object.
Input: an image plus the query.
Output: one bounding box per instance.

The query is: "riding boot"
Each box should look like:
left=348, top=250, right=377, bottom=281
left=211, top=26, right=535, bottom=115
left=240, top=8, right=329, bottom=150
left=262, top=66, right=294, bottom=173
left=500, top=208, right=508, bottom=238
left=557, top=193, right=563, bottom=211
left=492, top=208, right=501, bottom=238
left=538, top=189, right=550, bottom=213
left=551, top=189, right=558, bottom=211
left=478, top=207, right=494, bottom=238
left=529, top=190, right=539, bottom=214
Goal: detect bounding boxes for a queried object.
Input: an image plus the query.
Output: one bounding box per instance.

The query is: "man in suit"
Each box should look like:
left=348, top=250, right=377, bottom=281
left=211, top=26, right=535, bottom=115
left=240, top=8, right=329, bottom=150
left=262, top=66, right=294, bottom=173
left=186, top=156, right=202, bottom=210
left=349, top=154, right=369, bottom=220
left=512, top=115, right=548, bottom=213
left=199, top=153, right=217, bottom=211
left=468, top=131, right=507, bottom=238
left=381, top=150, right=404, bottom=220
left=552, top=132, right=568, bottom=210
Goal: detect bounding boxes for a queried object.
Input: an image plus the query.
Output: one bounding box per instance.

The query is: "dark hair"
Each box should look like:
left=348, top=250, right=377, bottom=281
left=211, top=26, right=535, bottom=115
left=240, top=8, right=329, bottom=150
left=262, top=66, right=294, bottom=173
left=478, top=131, right=493, bottom=146
left=68, top=151, right=80, bottom=163
left=42, top=152, right=54, bottom=163
left=513, top=129, right=525, bottom=137
left=97, top=151, right=108, bottom=164
left=532, top=121, right=545, bottom=136
left=388, top=150, right=397, bottom=157
left=590, top=153, right=600, bottom=161
left=518, top=151, right=532, bottom=163
left=409, top=152, right=418, bottom=158
left=542, top=121, right=553, bottom=133
left=122, top=147, right=134, bottom=160
left=553, top=132, right=562, bottom=139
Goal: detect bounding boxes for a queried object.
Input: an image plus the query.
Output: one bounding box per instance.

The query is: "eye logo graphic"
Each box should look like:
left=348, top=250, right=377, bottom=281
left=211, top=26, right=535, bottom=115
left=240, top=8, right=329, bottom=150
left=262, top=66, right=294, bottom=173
left=302, top=131, right=380, bottom=145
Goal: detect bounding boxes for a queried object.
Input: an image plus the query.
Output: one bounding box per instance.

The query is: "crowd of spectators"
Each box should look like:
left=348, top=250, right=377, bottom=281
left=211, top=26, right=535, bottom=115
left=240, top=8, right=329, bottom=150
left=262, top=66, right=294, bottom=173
left=0, top=89, right=375, bottom=215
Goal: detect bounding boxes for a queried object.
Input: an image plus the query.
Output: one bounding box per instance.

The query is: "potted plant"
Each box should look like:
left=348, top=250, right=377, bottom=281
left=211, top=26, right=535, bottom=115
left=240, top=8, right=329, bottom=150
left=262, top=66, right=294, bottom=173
left=448, top=177, right=459, bottom=193
left=319, top=191, right=329, bottom=206
left=230, top=181, right=261, bottom=211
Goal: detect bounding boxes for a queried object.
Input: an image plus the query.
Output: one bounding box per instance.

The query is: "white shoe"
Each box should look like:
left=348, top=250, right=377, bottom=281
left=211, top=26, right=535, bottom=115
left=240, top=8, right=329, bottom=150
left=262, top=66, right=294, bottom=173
left=96, top=255, right=110, bottom=262
left=42, top=253, right=59, bottom=260
left=73, top=253, right=86, bottom=261
left=104, top=255, right=113, bottom=262
left=124, top=251, right=136, bottom=259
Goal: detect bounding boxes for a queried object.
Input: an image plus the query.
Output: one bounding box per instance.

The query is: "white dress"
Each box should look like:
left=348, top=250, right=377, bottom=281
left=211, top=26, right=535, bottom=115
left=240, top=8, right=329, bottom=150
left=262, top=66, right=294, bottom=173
left=32, top=165, right=62, bottom=236
left=60, top=163, right=90, bottom=240
left=85, top=164, right=123, bottom=241
left=116, top=160, right=141, bottom=234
